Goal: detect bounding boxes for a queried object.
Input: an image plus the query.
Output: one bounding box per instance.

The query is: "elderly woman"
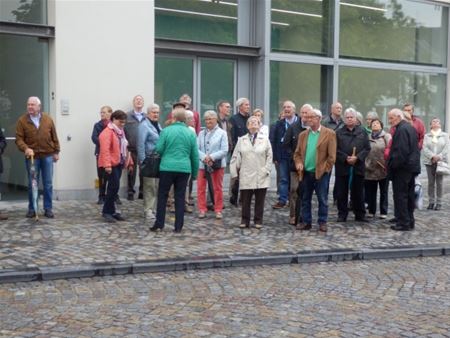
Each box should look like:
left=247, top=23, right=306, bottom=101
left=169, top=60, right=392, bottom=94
left=230, top=116, right=272, bottom=229
left=364, top=119, right=391, bottom=218
left=197, top=110, right=228, bottom=219
left=252, top=109, right=269, bottom=138
left=423, top=117, right=449, bottom=210
left=150, top=106, right=199, bottom=233
left=98, top=110, right=133, bottom=222
left=137, top=103, right=162, bottom=222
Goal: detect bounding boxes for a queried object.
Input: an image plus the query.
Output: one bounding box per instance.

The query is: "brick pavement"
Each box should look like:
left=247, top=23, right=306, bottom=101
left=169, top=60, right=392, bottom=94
left=1, top=256, right=449, bottom=337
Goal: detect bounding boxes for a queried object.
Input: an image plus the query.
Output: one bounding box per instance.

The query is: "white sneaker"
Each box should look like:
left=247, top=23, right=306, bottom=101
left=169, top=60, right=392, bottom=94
left=145, top=210, right=156, bottom=220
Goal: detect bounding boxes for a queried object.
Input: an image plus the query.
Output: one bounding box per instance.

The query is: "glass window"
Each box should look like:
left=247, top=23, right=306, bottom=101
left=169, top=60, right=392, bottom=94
left=155, top=56, right=194, bottom=122
left=339, top=66, right=446, bottom=129
left=270, top=61, right=329, bottom=124
left=340, top=0, right=448, bottom=66
left=200, top=59, right=234, bottom=117
left=271, top=0, right=333, bottom=55
left=155, top=0, right=237, bottom=44
left=0, top=0, right=47, bottom=25
left=0, top=34, right=48, bottom=199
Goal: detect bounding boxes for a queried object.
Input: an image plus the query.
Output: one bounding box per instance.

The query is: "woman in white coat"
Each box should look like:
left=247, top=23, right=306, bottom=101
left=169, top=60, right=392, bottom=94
left=230, top=116, right=272, bottom=229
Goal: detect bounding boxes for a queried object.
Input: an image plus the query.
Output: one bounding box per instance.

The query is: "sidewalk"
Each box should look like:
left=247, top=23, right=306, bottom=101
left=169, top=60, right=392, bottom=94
left=0, top=177, right=449, bottom=283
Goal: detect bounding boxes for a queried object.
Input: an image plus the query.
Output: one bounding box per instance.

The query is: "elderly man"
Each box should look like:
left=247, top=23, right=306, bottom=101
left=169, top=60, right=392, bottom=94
left=403, top=103, right=425, bottom=150
left=16, top=96, right=60, bottom=218
left=335, top=108, right=370, bottom=222
left=387, top=109, right=421, bottom=231
left=322, top=102, right=344, bottom=131
left=294, top=109, right=336, bottom=232
left=229, top=97, right=250, bottom=206
left=270, top=100, right=298, bottom=209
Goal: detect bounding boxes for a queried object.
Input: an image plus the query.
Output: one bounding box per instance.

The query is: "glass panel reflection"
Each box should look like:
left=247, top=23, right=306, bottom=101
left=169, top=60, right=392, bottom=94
left=0, top=0, right=47, bottom=25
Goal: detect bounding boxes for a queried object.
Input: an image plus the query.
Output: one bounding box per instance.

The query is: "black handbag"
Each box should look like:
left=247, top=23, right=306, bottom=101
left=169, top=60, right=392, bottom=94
left=211, top=159, right=222, bottom=170
left=141, top=152, right=161, bottom=178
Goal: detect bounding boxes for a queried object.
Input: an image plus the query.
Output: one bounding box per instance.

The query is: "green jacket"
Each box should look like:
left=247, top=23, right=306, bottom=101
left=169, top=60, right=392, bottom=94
left=156, top=122, right=199, bottom=179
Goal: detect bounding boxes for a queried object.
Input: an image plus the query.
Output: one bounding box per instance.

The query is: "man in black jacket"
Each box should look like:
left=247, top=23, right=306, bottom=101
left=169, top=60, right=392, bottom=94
left=387, top=108, right=421, bottom=231
left=335, top=108, right=371, bottom=222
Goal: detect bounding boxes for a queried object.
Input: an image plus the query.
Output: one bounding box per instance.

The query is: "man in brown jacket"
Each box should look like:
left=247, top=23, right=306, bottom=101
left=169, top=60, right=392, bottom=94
left=294, top=108, right=336, bottom=232
left=16, top=96, right=60, bottom=218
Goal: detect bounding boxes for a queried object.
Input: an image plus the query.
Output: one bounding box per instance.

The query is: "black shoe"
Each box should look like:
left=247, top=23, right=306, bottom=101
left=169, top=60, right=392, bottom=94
left=390, top=224, right=411, bottom=231
left=434, top=204, right=441, bottom=211
left=173, top=228, right=182, bottom=233
left=138, top=193, right=143, bottom=200
left=388, top=217, right=397, bottom=223
left=112, top=213, right=125, bottom=221
left=229, top=197, right=237, bottom=207
left=97, top=196, right=105, bottom=205
left=44, top=209, right=54, bottom=218
left=355, top=217, right=369, bottom=223
left=103, top=214, right=117, bottom=223
left=26, top=210, right=36, bottom=218
left=427, top=203, right=435, bottom=210
left=336, top=217, right=346, bottom=222
left=150, top=225, right=163, bottom=232
left=410, top=221, right=415, bottom=230
left=115, top=196, right=122, bottom=205
left=127, top=194, right=134, bottom=201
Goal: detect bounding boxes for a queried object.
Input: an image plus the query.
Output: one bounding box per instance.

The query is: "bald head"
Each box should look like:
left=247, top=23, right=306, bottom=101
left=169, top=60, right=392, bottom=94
left=27, top=96, right=41, bottom=116
left=388, top=108, right=404, bottom=127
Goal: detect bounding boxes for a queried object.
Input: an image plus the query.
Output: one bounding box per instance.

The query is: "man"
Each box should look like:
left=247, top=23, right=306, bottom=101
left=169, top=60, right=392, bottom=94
left=387, top=108, right=420, bottom=231
left=335, top=108, right=370, bottom=222
left=228, top=97, right=250, bottom=206
left=403, top=103, right=425, bottom=150
left=124, top=95, right=146, bottom=201
left=270, top=100, right=298, bottom=209
left=283, top=103, right=312, bottom=225
left=322, top=102, right=344, bottom=131
left=16, top=96, right=60, bottom=218
left=294, top=109, right=336, bottom=232
left=217, top=100, right=232, bottom=151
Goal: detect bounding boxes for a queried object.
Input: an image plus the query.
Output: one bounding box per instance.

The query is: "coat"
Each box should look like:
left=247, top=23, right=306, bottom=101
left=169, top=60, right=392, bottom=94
left=98, top=127, right=132, bottom=169
left=270, top=116, right=298, bottom=162
left=293, top=127, right=336, bottom=181
left=229, top=112, right=249, bottom=153
left=283, top=119, right=307, bottom=171
left=124, top=111, right=145, bottom=153
left=197, top=124, right=228, bottom=170
left=137, top=118, right=161, bottom=164
left=335, top=125, right=370, bottom=177
left=230, top=133, right=272, bottom=190
left=422, top=130, right=449, bottom=166
left=91, top=119, right=108, bottom=156
left=365, top=130, right=391, bottom=180
left=0, top=128, right=6, bottom=174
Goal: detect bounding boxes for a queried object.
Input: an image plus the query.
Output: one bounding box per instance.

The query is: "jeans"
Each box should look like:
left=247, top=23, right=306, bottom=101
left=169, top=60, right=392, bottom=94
left=301, top=171, right=329, bottom=225
left=102, top=165, right=122, bottom=215
left=278, top=158, right=290, bottom=204
left=26, top=155, right=54, bottom=212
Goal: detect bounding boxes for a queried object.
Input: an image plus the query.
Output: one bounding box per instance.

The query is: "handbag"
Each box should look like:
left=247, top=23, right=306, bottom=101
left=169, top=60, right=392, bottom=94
left=436, top=161, right=450, bottom=175
left=141, top=152, right=161, bottom=178
left=211, top=159, right=222, bottom=170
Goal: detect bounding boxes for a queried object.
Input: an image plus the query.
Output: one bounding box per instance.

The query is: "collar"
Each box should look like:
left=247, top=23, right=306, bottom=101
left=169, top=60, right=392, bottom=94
left=310, top=126, right=321, bottom=134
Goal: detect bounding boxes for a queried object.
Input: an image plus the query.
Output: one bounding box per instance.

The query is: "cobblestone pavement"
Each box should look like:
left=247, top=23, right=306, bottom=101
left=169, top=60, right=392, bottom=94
left=1, top=256, right=449, bottom=337
left=0, top=180, right=450, bottom=272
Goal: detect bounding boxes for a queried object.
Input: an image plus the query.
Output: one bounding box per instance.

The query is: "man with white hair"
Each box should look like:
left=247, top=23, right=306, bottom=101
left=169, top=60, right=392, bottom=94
left=293, top=109, right=336, bottom=232
left=16, top=96, right=60, bottom=218
left=387, top=108, right=421, bottom=231
left=322, top=102, right=344, bottom=131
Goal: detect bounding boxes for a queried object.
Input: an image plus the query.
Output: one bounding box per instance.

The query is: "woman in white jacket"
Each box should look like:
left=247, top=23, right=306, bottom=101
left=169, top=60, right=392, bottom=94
left=230, top=116, right=272, bottom=229
left=423, top=117, right=449, bottom=210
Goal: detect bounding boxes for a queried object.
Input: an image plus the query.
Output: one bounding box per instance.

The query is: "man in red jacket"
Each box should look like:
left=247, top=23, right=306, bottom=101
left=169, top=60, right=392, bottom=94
left=403, top=103, right=425, bottom=150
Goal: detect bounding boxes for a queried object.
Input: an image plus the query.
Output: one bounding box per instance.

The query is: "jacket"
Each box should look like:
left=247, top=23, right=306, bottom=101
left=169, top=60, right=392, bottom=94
left=230, top=133, right=272, bottom=190
left=412, top=115, right=425, bottom=150
left=422, top=130, right=449, bottom=166
left=91, top=119, right=107, bottom=156
left=229, top=112, right=249, bottom=153
left=270, top=116, right=298, bottom=162
left=124, top=111, right=145, bottom=153
left=0, top=128, right=6, bottom=174
left=387, top=120, right=421, bottom=175
left=335, top=125, right=370, bottom=177
left=218, top=116, right=233, bottom=152
left=15, top=113, right=60, bottom=158
left=365, top=130, right=391, bottom=180
left=155, top=122, right=199, bottom=179
left=137, top=118, right=161, bottom=164
left=321, top=114, right=344, bottom=131
left=293, top=127, right=336, bottom=181
left=197, top=124, right=228, bottom=170
left=283, top=119, right=307, bottom=171
left=98, top=127, right=128, bottom=168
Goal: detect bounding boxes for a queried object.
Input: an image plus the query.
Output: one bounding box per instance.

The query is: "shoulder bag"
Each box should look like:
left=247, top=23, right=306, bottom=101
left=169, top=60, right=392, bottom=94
left=141, top=152, right=161, bottom=178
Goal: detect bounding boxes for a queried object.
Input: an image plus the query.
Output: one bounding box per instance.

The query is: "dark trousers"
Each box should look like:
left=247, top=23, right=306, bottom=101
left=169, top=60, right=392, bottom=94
left=240, top=188, right=267, bottom=226
left=295, top=180, right=303, bottom=223
left=155, top=171, right=190, bottom=231
left=392, top=171, right=415, bottom=228
left=102, top=165, right=122, bottom=215
left=301, top=172, right=329, bottom=225
left=365, top=178, right=388, bottom=215
left=127, top=151, right=143, bottom=196
left=335, top=174, right=365, bottom=219
left=96, top=157, right=107, bottom=198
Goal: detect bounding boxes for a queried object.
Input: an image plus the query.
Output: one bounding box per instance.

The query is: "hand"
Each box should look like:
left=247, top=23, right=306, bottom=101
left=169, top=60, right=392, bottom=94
left=296, top=162, right=303, bottom=172
left=431, top=155, right=440, bottom=163
left=25, top=148, right=34, bottom=158
left=105, top=167, right=112, bottom=174
left=346, top=155, right=357, bottom=165
left=53, top=154, right=59, bottom=162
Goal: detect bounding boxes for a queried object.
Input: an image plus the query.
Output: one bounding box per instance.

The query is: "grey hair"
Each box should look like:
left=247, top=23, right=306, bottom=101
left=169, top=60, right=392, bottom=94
left=366, top=111, right=379, bottom=119
left=344, top=107, right=357, bottom=117
left=252, top=108, right=264, bottom=118
left=300, top=103, right=313, bottom=112
left=236, top=97, right=249, bottom=108
left=28, top=96, right=41, bottom=105
left=355, top=111, right=364, bottom=125
left=203, top=110, right=217, bottom=120
left=185, top=110, right=194, bottom=122
left=247, top=115, right=262, bottom=127
left=390, top=108, right=404, bottom=119
left=179, top=94, right=192, bottom=104
left=312, top=109, right=322, bottom=118
left=172, top=107, right=187, bottom=122
left=147, top=103, right=160, bottom=112
left=283, top=100, right=296, bottom=110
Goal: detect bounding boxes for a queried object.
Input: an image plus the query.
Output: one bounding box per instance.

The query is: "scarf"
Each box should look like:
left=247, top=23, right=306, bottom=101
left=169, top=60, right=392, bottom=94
left=150, top=119, right=161, bottom=134
left=371, top=130, right=382, bottom=139
left=108, top=122, right=128, bottom=164
left=430, top=128, right=441, bottom=144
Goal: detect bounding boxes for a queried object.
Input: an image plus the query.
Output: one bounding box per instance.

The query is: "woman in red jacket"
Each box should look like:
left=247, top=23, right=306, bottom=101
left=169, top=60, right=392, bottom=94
left=98, top=110, right=133, bottom=222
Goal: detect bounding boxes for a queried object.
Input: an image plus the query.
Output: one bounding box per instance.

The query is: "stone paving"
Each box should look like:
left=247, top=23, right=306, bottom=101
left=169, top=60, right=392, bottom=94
left=1, top=256, right=449, bottom=337
left=0, top=178, right=450, bottom=274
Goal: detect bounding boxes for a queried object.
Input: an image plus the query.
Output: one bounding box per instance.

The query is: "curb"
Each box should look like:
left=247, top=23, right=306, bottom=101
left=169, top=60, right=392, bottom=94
left=1, top=245, right=450, bottom=283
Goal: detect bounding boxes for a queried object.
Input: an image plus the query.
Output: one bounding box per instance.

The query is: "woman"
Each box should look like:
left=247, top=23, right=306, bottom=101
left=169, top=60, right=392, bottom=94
left=150, top=106, right=199, bottom=233
left=423, top=117, right=449, bottom=210
left=364, top=119, right=391, bottom=219
left=230, top=116, right=272, bottom=229
left=197, top=110, right=228, bottom=219
left=137, top=103, right=162, bottom=222
left=98, top=110, right=133, bottom=222
left=252, top=109, right=269, bottom=138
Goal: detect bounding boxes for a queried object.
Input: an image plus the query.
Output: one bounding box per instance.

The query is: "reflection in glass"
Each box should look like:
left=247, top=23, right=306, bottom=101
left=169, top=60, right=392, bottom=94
left=340, top=0, right=448, bottom=66
left=271, top=0, right=332, bottom=55
left=155, top=0, right=237, bottom=44
left=339, top=66, right=446, bottom=129
left=0, top=0, right=47, bottom=25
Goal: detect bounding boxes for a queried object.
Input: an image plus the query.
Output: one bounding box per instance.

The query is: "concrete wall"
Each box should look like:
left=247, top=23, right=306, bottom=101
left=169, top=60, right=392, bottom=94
left=48, top=0, right=154, bottom=199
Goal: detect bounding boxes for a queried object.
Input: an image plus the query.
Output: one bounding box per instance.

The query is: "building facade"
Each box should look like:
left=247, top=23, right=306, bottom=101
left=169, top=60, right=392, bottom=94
left=0, top=0, right=449, bottom=200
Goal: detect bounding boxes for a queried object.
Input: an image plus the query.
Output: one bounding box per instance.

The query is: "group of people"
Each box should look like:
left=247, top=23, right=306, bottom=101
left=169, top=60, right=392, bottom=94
left=11, top=95, right=448, bottom=234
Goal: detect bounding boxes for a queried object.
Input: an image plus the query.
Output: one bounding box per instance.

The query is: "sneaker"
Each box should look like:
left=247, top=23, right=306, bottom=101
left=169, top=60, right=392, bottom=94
left=26, top=210, right=36, bottom=218
left=272, top=201, right=286, bottom=209
left=368, top=214, right=375, bottom=218
left=44, top=209, right=54, bottom=218
left=145, top=210, right=156, bottom=221
left=255, top=224, right=262, bottom=229
left=379, top=214, right=387, bottom=219
left=215, top=212, right=223, bottom=219
left=198, top=212, right=206, bottom=219
left=185, top=205, right=193, bottom=213
left=103, top=213, right=117, bottom=223
left=113, top=213, right=126, bottom=221
left=239, top=223, right=247, bottom=228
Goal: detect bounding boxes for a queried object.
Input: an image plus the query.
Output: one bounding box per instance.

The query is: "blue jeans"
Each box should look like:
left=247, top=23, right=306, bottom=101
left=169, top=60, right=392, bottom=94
left=301, top=171, right=329, bottom=225
left=102, top=165, right=122, bottom=215
left=278, top=158, right=290, bottom=204
left=26, top=155, right=54, bottom=212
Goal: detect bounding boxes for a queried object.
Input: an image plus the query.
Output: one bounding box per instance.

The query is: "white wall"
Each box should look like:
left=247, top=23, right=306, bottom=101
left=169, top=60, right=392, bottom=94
left=48, top=0, right=154, bottom=199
